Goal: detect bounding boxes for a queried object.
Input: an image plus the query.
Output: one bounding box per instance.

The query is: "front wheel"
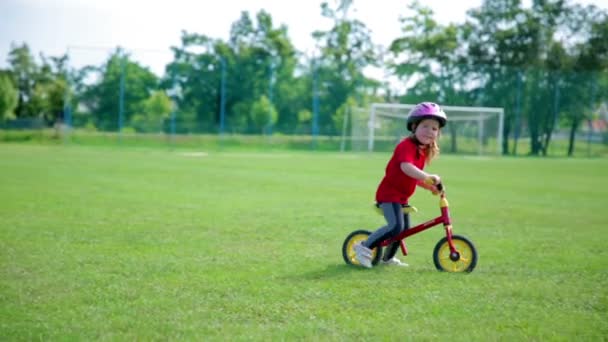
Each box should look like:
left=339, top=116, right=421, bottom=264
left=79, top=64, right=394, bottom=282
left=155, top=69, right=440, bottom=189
left=433, top=235, right=478, bottom=273
left=342, top=230, right=382, bottom=267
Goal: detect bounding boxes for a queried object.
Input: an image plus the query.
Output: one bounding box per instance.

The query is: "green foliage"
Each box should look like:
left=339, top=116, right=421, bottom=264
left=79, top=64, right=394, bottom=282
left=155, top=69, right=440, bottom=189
left=331, top=96, right=356, bottom=132
left=1, top=2, right=607, bottom=156
left=81, top=49, right=158, bottom=131
left=0, top=72, right=18, bottom=120
left=30, top=78, right=67, bottom=124
left=250, top=95, right=278, bottom=133
left=7, top=43, right=38, bottom=119
left=388, top=0, right=608, bottom=156
left=295, top=109, right=313, bottom=134
left=163, top=33, right=221, bottom=133
left=164, top=10, right=301, bottom=134
left=130, top=91, right=173, bottom=133
left=297, top=109, right=312, bottom=123
left=6, top=43, right=70, bottom=124
left=312, top=0, right=378, bottom=135
left=1, top=144, right=607, bottom=339
left=83, top=121, right=97, bottom=132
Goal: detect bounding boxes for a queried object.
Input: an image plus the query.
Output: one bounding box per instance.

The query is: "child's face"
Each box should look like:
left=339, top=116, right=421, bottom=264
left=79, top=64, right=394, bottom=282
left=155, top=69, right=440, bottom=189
left=414, top=118, right=440, bottom=145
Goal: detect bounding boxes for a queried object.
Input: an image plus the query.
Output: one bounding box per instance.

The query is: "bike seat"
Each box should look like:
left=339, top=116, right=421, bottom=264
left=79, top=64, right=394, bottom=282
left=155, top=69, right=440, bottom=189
left=373, top=203, right=418, bottom=215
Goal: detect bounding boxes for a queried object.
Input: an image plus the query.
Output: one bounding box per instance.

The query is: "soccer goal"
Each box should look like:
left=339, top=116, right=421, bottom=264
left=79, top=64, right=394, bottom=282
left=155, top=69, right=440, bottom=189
left=353, top=103, right=504, bottom=155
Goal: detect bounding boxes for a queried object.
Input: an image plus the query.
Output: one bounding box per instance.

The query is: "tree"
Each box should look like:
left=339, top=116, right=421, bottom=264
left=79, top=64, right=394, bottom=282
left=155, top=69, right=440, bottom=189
left=311, top=0, right=379, bottom=135
left=250, top=95, right=278, bottom=133
left=5, top=43, right=70, bottom=125
left=29, top=77, right=67, bottom=125
left=130, top=91, right=173, bottom=133
left=560, top=4, right=608, bottom=156
left=226, top=10, right=301, bottom=133
left=0, top=72, right=18, bottom=120
left=32, top=54, right=70, bottom=125
left=164, top=10, right=302, bottom=134
left=164, top=32, right=223, bottom=133
left=390, top=1, right=462, bottom=90
left=389, top=1, right=469, bottom=153
left=296, top=109, right=313, bottom=134
left=461, top=0, right=607, bottom=156
left=7, top=43, right=39, bottom=119
left=461, top=0, right=549, bottom=155
left=81, top=49, right=158, bottom=131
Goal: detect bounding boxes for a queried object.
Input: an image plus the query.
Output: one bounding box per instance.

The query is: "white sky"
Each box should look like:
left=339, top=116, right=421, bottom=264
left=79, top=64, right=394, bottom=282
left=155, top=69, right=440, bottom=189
left=1, top=0, right=607, bottom=78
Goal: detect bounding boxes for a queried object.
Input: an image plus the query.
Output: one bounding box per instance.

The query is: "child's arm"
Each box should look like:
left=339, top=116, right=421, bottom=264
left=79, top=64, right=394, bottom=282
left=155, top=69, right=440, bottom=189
left=417, top=179, right=441, bottom=194
left=400, top=162, right=440, bottom=183
left=400, top=162, right=442, bottom=194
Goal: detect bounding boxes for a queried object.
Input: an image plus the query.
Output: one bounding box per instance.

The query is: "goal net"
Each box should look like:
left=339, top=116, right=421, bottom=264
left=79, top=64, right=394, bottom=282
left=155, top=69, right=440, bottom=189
left=347, top=103, right=504, bottom=155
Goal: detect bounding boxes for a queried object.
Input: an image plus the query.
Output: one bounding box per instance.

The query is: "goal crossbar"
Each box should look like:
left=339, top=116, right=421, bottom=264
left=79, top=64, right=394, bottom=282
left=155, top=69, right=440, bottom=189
left=371, top=103, right=504, bottom=114
left=376, top=111, right=499, bottom=121
left=367, top=103, right=504, bottom=154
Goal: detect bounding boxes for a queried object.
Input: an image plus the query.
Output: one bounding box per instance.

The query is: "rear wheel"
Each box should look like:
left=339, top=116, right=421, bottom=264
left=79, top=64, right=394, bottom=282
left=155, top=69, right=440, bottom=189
left=342, top=230, right=382, bottom=267
left=433, top=235, right=477, bottom=272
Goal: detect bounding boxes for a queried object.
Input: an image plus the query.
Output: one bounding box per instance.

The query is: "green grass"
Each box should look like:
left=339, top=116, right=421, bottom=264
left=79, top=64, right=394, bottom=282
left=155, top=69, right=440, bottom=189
left=1, top=143, right=607, bottom=340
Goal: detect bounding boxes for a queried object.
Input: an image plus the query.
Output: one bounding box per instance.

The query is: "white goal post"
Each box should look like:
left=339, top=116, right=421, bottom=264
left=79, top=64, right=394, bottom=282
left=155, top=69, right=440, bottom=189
left=364, top=103, right=504, bottom=155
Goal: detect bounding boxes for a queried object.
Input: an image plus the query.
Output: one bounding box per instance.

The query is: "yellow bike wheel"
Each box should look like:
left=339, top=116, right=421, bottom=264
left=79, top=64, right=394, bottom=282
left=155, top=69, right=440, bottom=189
left=342, top=230, right=382, bottom=266
left=433, top=235, right=478, bottom=273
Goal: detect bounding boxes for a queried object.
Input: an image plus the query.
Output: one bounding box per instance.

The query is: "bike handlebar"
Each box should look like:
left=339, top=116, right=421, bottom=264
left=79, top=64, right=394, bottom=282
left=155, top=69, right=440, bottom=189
left=424, top=177, right=444, bottom=193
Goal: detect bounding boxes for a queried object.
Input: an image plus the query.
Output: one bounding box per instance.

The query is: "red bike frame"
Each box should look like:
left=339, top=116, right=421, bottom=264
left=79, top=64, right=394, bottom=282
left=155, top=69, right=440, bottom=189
left=378, top=192, right=457, bottom=256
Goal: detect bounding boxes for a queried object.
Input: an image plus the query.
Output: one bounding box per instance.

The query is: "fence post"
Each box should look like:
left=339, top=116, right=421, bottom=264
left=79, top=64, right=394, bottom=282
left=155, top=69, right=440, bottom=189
left=588, top=74, right=597, bottom=157
left=118, top=51, right=126, bottom=142
left=220, top=57, right=226, bottom=137
left=312, top=57, right=319, bottom=150
left=513, top=70, right=523, bottom=155
left=63, top=49, right=72, bottom=144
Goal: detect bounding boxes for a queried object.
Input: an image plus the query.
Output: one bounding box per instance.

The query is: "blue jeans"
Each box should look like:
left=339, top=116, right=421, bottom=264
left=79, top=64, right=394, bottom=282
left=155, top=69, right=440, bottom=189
left=363, top=202, right=410, bottom=261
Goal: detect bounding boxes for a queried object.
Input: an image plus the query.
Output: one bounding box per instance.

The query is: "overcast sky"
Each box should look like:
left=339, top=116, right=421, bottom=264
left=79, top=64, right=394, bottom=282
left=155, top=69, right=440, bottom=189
left=1, top=0, right=606, bottom=77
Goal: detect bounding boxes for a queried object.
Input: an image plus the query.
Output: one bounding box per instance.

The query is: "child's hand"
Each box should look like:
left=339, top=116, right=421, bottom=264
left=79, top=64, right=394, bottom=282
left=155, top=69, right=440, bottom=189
left=424, top=174, right=441, bottom=186
left=423, top=174, right=443, bottom=195
left=430, top=185, right=441, bottom=195
left=430, top=184, right=445, bottom=195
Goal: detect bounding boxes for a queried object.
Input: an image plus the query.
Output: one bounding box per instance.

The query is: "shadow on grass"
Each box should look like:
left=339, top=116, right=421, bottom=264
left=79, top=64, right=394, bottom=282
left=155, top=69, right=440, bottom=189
left=277, top=263, right=363, bottom=283
left=300, top=263, right=362, bottom=279
left=284, top=262, right=400, bottom=282
left=283, top=262, right=473, bottom=283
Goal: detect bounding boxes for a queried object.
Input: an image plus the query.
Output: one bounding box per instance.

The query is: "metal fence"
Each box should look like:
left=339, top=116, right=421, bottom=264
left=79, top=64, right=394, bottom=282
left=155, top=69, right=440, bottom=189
left=2, top=46, right=607, bottom=156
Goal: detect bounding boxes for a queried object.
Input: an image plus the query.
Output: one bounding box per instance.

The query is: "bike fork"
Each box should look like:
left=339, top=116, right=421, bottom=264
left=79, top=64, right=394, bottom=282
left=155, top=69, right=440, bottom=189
left=445, top=224, right=460, bottom=260
left=440, top=196, right=458, bottom=257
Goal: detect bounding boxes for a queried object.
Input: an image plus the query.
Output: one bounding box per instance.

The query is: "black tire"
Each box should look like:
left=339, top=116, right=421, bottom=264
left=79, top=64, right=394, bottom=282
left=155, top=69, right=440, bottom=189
left=433, top=235, right=478, bottom=273
left=342, top=230, right=382, bottom=266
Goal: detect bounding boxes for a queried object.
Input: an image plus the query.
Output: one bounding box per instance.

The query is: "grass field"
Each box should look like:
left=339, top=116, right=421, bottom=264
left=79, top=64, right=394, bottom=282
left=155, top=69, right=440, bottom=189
left=1, top=143, right=607, bottom=340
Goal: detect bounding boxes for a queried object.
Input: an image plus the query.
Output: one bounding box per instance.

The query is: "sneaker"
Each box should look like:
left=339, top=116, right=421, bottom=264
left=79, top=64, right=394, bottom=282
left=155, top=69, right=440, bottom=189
left=354, top=241, right=372, bottom=257
left=381, top=257, right=409, bottom=267
left=354, top=242, right=373, bottom=268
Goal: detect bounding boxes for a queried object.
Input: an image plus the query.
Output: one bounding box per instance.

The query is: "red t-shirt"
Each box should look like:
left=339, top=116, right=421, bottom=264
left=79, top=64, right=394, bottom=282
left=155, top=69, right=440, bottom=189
left=375, top=137, right=426, bottom=204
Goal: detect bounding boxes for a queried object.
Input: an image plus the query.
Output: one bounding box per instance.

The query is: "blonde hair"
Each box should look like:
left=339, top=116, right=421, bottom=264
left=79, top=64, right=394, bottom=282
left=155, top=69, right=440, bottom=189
left=424, top=139, right=440, bottom=165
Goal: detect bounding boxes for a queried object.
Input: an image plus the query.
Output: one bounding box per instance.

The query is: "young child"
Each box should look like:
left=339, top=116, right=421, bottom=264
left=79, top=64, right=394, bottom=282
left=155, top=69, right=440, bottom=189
left=355, top=102, right=447, bottom=268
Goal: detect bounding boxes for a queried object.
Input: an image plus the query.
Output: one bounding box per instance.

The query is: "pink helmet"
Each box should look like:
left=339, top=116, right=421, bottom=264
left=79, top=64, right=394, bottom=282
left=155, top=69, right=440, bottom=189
left=406, top=102, right=447, bottom=132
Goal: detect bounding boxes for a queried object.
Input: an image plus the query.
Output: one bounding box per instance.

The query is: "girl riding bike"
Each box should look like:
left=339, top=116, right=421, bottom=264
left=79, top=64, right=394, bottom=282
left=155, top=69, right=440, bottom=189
left=355, top=102, right=447, bottom=268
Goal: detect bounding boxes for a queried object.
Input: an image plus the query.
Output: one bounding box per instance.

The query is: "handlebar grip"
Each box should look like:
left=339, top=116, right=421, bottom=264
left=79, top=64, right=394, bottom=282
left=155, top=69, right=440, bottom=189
left=424, top=177, right=443, bottom=192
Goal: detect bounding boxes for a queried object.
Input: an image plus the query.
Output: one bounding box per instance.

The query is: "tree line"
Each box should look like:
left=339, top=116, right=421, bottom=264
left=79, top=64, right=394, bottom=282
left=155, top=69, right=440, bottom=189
left=1, top=0, right=606, bottom=155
